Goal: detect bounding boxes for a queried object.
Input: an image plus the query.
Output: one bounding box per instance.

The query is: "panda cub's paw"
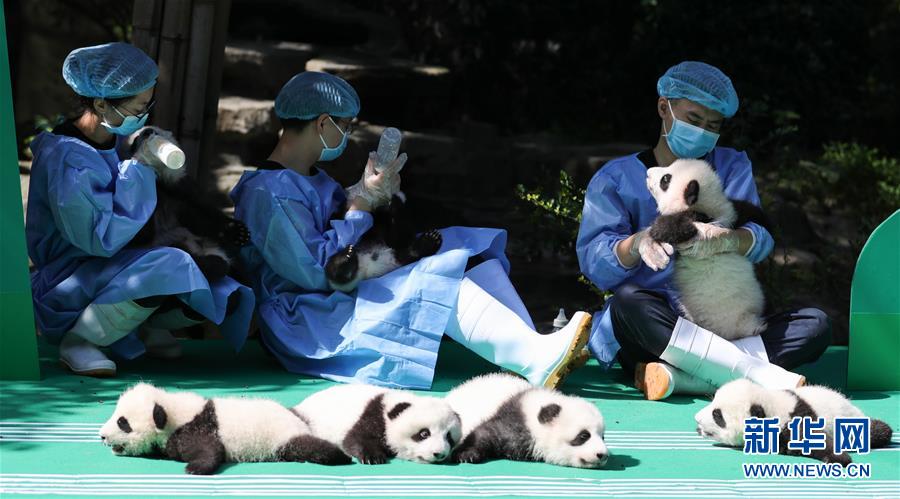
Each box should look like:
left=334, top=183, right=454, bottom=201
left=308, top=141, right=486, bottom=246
left=824, top=451, right=852, bottom=467
left=411, top=230, right=442, bottom=258
left=345, top=438, right=392, bottom=465
left=325, top=245, right=360, bottom=286
left=223, top=220, right=251, bottom=247
left=451, top=445, right=486, bottom=464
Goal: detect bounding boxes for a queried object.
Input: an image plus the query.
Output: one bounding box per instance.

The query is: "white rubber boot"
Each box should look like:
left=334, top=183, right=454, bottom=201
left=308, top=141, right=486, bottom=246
left=636, top=334, right=770, bottom=400
left=69, top=300, right=160, bottom=346
left=635, top=362, right=716, bottom=400
left=463, top=259, right=535, bottom=329
left=660, top=317, right=805, bottom=389
left=59, top=332, right=116, bottom=377
left=445, top=277, right=592, bottom=388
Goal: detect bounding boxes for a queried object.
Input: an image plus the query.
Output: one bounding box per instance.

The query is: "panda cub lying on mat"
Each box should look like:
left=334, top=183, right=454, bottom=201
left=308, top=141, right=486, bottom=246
left=100, top=383, right=351, bottom=474
left=293, top=384, right=462, bottom=464
left=445, top=373, right=609, bottom=468
left=695, top=379, right=894, bottom=466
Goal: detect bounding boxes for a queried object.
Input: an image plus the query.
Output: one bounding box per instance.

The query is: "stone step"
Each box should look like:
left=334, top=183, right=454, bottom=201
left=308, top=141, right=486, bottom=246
left=305, top=53, right=452, bottom=129
left=222, top=41, right=317, bottom=100
left=220, top=38, right=453, bottom=128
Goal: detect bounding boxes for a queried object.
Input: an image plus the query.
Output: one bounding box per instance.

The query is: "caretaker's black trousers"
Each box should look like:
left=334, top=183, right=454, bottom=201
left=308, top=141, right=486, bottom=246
left=609, top=284, right=832, bottom=376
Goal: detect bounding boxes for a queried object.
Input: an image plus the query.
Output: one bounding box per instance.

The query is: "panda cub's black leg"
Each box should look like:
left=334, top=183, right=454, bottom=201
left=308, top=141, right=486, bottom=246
left=777, top=427, right=851, bottom=467
left=278, top=435, right=352, bottom=465
left=649, top=212, right=700, bottom=245
left=410, top=230, right=442, bottom=259
left=342, top=394, right=394, bottom=465
left=450, top=430, right=495, bottom=464
left=325, top=245, right=360, bottom=286
left=194, top=254, right=230, bottom=281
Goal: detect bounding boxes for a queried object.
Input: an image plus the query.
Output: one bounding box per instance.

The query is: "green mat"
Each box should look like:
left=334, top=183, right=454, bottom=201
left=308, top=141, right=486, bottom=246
left=1, top=340, right=898, bottom=498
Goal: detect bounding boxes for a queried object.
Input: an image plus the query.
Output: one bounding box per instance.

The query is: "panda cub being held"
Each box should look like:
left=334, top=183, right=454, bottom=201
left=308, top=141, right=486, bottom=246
left=99, top=383, right=351, bottom=474
left=126, top=127, right=250, bottom=282
left=293, top=384, right=462, bottom=464
left=445, top=373, right=609, bottom=468
left=696, top=379, right=894, bottom=466
left=325, top=193, right=443, bottom=292
left=645, top=159, right=770, bottom=340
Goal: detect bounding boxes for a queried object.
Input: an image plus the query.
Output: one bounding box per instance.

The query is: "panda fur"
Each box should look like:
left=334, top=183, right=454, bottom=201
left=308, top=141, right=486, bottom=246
left=445, top=373, right=609, bottom=468
left=125, top=127, right=250, bottom=282
left=99, top=383, right=351, bottom=474
left=325, top=193, right=443, bottom=292
left=695, top=379, right=894, bottom=466
left=645, top=159, right=769, bottom=339
left=293, top=384, right=462, bottom=464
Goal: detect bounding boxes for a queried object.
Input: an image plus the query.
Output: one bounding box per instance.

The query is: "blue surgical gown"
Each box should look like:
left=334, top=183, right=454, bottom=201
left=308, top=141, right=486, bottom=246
left=26, top=131, right=254, bottom=358
left=230, top=166, right=509, bottom=389
left=576, top=147, right=775, bottom=368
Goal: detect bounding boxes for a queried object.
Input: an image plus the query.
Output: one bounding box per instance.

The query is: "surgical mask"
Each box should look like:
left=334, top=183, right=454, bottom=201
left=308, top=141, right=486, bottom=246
left=318, top=116, right=349, bottom=162
left=663, top=100, right=719, bottom=159
left=101, top=102, right=151, bottom=136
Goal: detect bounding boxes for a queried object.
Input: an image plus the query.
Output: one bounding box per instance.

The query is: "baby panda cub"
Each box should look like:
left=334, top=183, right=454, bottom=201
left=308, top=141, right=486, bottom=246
left=646, top=159, right=770, bottom=339
left=126, top=126, right=250, bottom=281
left=445, top=373, right=609, bottom=468
left=325, top=193, right=443, bottom=292
left=293, top=384, right=462, bottom=464
left=100, top=383, right=351, bottom=474
left=696, top=379, right=894, bottom=466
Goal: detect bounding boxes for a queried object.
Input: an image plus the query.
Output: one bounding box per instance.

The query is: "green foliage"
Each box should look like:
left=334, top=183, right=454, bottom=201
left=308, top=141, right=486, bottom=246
left=779, top=142, right=900, bottom=232
left=21, top=115, right=66, bottom=160
left=515, top=169, right=584, bottom=256
left=516, top=169, right=606, bottom=299
left=347, top=0, right=900, bottom=155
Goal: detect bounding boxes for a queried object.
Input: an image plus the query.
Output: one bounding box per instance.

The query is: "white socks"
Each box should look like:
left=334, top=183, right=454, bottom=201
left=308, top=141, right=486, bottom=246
left=69, top=300, right=160, bottom=346
left=660, top=317, right=804, bottom=389
left=445, top=277, right=591, bottom=387
left=59, top=332, right=116, bottom=377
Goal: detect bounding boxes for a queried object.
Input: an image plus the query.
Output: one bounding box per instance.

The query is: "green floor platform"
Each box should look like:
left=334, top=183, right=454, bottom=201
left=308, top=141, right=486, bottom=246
left=1, top=340, right=898, bottom=498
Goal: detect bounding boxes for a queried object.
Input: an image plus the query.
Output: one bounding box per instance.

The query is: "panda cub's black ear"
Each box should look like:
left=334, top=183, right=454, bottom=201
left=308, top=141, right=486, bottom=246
left=749, top=404, right=766, bottom=419
left=538, top=404, right=561, bottom=424
left=153, top=403, right=167, bottom=430
left=387, top=402, right=411, bottom=420
left=684, top=180, right=700, bottom=206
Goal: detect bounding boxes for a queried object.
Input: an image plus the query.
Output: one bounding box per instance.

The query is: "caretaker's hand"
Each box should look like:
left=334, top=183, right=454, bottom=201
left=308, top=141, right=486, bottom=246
left=346, top=152, right=406, bottom=210
left=677, top=222, right=747, bottom=259
left=629, top=229, right=674, bottom=271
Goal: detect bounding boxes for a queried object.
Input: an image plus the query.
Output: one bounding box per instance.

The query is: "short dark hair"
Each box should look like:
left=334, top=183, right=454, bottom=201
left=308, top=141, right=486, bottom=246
left=77, top=94, right=132, bottom=115
left=279, top=117, right=315, bottom=132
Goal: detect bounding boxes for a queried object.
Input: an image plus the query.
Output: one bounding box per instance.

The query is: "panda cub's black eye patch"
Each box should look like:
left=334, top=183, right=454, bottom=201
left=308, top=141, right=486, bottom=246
left=660, top=174, right=672, bottom=191
left=445, top=431, right=455, bottom=448
left=712, top=408, right=726, bottom=428
left=412, top=428, right=431, bottom=442
left=570, top=430, right=591, bottom=446
left=117, top=416, right=132, bottom=433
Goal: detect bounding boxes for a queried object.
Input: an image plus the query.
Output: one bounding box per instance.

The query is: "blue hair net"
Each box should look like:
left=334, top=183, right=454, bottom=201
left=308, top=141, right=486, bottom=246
left=657, top=61, right=739, bottom=118
left=275, top=72, right=360, bottom=120
left=62, top=43, right=158, bottom=99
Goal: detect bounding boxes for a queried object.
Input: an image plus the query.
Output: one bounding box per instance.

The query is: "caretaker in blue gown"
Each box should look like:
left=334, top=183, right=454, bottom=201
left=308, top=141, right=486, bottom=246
left=577, top=61, right=830, bottom=400
left=232, top=72, right=594, bottom=390
left=27, top=43, right=254, bottom=377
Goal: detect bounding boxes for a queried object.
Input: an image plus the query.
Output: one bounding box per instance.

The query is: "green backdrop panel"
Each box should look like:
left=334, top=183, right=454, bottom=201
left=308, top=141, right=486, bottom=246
left=0, top=0, right=41, bottom=380
left=848, top=210, right=900, bottom=390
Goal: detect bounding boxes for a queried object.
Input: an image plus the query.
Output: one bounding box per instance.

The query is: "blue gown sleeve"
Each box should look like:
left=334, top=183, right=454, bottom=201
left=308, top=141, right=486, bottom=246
left=576, top=171, right=639, bottom=290
left=47, top=148, right=157, bottom=257
left=244, top=186, right=373, bottom=288
left=722, top=152, right=774, bottom=263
